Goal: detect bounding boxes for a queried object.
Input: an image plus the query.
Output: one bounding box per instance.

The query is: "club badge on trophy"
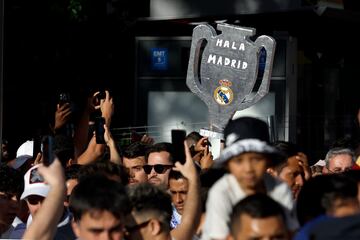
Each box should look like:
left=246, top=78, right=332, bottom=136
left=186, top=23, right=276, bottom=138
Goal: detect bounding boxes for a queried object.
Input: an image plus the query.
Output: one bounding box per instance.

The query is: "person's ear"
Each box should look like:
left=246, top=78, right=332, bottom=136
left=66, top=158, right=75, bottom=167
left=322, top=166, right=328, bottom=174
left=71, top=221, right=81, bottom=238
left=149, top=219, right=162, bottom=235
left=267, top=167, right=278, bottom=177
left=227, top=234, right=234, bottom=240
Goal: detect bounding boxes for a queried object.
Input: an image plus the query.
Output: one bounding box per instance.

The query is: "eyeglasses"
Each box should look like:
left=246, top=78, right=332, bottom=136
left=125, top=220, right=151, bottom=233
left=26, top=195, right=45, bottom=205
left=142, top=164, right=173, bottom=174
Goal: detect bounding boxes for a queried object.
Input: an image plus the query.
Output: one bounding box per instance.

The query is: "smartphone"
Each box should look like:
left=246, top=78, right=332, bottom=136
left=59, top=92, right=71, bottom=107
left=32, top=135, right=41, bottom=158
left=95, top=117, right=106, bottom=144
left=171, top=129, right=186, bottom=164
left=97, top=91, right=106, bottom=101
left=41, top=135, right=55, bottom=166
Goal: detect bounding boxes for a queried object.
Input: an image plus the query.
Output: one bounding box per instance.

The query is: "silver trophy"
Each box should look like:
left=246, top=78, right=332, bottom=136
left=186, top=23, right=276, bottom=139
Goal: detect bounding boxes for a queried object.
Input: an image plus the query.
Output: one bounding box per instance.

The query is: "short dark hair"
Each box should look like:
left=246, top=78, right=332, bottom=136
left=169, top=170, right=186, bottom=181
left=185, top=131, right=202, bottom=145
left=296, top=174, right=358, bottom=226
left=53, top=134, right=75, bottom=167
left=0, top=164, right=23, bottom=199
left=65, top=164, right=82, bottom=181
left=70, top=174, right=130, bottom=222
left=145, top=142, right=174, bottom=164
left=123, top=142, right=149, bottom=159
left=320, top=174, right=358, bottom=213
left=272, top=141, right=301, bottom=173
left=229, top=193, right=286, bottom=236
left=78, top=161, right=129, bottom=185
left=273, top=141, right=299, bottom=159
left=128, top=183, right=172, bottom=232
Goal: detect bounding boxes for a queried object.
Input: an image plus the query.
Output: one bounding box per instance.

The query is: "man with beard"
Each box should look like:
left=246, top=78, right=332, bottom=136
left=123, top=142, right=149, bottom=185
left=144, top=142, right=174, bottom=188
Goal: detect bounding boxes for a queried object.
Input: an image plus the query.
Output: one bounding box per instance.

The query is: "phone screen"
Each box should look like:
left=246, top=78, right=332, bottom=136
left=95, top=117, right=106, bottom=144
left=171, top=129, right=186, bottom=164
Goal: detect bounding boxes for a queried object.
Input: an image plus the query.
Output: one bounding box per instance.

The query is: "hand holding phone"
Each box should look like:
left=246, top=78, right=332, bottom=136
left=95, top=117, right=106, bottom=144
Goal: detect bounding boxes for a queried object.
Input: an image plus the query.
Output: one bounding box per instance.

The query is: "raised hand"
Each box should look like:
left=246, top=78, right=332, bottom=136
left=100, top=90, right=114, bottom=127
left=173, top=141, right=197, bottom=180
left=199, top=145, right=214, bottom=170
left=54, top=103, right=72, bottom=131
left=297, top=152, right=311, bottom=180
left=141, top=134, right=155, bottom=145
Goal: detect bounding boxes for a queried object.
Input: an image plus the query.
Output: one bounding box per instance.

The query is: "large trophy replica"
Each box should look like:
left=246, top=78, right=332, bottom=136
left=186, top=23, right=276, bottom=139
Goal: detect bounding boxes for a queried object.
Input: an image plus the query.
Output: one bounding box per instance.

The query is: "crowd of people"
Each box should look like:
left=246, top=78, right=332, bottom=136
left=1, top=90, right=360, bottom=240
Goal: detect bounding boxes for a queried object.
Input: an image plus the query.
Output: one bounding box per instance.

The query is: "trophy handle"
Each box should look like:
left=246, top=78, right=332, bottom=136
left=240, top=36, right=276, bottom=110
left=186, top=24, right=217, bottom=103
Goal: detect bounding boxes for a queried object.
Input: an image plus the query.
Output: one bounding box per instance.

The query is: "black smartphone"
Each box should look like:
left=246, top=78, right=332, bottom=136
left=96, top=91, right=106, bottom=101
left=59, top=92, right=71, bottom=107
left=171, top=129, right=186, bottom=164
left=41, top=135, right=55, bottom=166
left=32, top=136, right=41, bottom=158
left=95, top=117, right=106, bottom=144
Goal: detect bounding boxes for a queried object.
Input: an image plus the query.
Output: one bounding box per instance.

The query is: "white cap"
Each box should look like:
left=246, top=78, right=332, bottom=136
left=12, top=140, right=33, bottom=169
left=313, top=159, right=326, bottom=167
left=20, top=165, right=50, bottom=200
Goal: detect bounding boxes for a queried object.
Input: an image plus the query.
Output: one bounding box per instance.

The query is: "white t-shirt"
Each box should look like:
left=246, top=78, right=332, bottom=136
left=201, top=173, right=298, bottom=240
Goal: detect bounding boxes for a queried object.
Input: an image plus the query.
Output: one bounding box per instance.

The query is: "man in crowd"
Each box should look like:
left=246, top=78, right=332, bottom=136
left=144, top=142, right=174, bottom=188
left=0, top=165, right=22, bottom=238
left=269, top=141, right=310, bottom=199
left=323, top=147, right=355, bottom=174
left=70, top=174, right=130, bottom=240
left=169, top=170, right=189, bottom=229
left=20, top=164, right=76, bottom=239
left=123, top=142, right=149, bottom=185
left=126, top=141, right=201, bottom=240
left=228, top=193, right=289, bottom=240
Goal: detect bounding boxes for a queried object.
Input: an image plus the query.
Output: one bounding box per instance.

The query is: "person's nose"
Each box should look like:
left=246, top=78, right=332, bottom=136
left=128, top=169, right=135, bottom=178
left=149, top=167, right=157, bottom=177
left=295, top=174, right=304, bottom=187
left=175, top=193, right=183, bottom=203
left=243, top=159, right=254, bottom=172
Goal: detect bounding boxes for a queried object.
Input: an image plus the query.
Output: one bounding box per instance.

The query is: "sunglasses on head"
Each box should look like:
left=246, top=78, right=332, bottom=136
left=143, top=164, right=173, bottom=174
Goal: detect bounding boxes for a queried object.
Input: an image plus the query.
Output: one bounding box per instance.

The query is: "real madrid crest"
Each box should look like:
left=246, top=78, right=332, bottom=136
left=214, top=79, right=234, bottom=105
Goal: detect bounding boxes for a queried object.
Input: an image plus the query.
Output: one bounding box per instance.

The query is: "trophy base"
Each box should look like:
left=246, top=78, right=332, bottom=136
left=199, top=128, right=224, bottom=140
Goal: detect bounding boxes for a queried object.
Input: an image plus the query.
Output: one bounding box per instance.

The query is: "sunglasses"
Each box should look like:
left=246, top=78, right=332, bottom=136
left=26, top=195, right=45, bottom=205
left=142, top=164, right=173, bottom=174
